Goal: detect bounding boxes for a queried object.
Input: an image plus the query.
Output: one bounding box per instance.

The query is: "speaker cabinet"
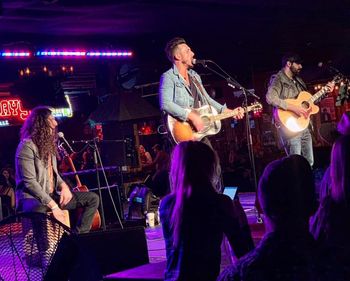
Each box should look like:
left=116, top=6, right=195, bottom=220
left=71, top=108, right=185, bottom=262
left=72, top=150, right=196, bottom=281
left=45, top=226, right=149, bottom=280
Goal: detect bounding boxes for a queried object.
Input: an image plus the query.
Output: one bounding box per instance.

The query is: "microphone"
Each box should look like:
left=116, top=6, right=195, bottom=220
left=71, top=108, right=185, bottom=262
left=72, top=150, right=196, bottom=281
left=192, top=58, right=212, bottom=65
left=58, top=132, right=76, bottom=153
left=318, top=61, right=341, bottom=74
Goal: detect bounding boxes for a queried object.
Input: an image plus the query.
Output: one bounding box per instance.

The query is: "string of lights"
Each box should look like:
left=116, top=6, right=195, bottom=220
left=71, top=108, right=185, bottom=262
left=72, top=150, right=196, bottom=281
left=1, top=50, right=132, bottom=58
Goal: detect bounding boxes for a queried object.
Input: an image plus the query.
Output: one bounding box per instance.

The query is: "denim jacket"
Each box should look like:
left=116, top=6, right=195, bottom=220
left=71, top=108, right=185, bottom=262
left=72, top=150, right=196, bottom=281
left=159, top=65, right=226, bottom=121
left=266, top=70, right=307, bottom=110
left=15, top=139, right=64, bottom=205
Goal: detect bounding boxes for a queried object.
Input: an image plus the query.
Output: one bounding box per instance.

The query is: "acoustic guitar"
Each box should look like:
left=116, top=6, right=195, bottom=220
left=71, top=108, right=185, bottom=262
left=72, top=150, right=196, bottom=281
left=58, top=144, right=101, bottom=230
left=274, top=75, right=342, bottom=134
left=166, top=102, right=262, bottom=144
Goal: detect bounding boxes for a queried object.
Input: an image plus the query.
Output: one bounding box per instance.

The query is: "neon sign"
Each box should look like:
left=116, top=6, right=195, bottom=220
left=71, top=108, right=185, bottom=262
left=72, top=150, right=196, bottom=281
left=51, top=95, right=73, bottom=118
left=0, top=99, right=29, bottom=120
left=0, top=96, right=74, bottom=127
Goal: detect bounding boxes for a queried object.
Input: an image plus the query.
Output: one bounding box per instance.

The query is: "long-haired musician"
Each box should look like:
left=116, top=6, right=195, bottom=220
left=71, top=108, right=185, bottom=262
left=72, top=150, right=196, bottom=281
left=15, top=106, right=99, bottom=234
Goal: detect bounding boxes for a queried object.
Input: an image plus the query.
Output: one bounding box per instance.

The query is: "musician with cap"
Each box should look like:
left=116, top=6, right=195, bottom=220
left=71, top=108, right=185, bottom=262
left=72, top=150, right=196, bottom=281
left=266, top=53, right=334, bottom=166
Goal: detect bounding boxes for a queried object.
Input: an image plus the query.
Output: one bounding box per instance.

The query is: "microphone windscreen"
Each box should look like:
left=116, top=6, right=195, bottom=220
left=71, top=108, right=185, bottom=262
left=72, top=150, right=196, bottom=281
left=58, top=132, right=64, bottom=138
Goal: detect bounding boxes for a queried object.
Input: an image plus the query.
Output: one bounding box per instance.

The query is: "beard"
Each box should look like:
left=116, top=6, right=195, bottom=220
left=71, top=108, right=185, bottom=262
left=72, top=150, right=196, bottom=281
left=290, top=65, right=301, bottom=76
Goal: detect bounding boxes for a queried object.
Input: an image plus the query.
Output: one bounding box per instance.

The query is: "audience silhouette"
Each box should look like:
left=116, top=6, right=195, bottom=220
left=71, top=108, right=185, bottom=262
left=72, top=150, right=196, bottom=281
left=218, top=154, right=319, bottom=281
left=310, top=134, right=350, bottom=281
left=160, top=141, right=254, bottom=281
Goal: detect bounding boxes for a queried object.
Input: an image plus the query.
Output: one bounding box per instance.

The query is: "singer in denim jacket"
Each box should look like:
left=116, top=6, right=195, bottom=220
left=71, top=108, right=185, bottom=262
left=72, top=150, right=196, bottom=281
left=159, top=37, right=243, bottom=136
left=159, top=37, right=244, bottom=193
left=160, top=65, right=226, bottom=121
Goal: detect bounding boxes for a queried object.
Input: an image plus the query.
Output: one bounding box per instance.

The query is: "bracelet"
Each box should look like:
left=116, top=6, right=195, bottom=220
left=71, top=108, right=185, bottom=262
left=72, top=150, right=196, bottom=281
left=51, top=204, right=59, bottom=211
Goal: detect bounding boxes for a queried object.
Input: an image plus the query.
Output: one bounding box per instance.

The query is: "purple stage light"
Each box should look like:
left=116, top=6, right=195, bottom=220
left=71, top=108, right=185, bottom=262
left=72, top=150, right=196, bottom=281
left=86, top=51, right=132, bottom=57
left=1, top=50, right=132, bottom=58
left=36, top=51, right=87, bottom=57
left=1, top=52, right=31, bottom=57
left=35, top=50, right=133, bottom=57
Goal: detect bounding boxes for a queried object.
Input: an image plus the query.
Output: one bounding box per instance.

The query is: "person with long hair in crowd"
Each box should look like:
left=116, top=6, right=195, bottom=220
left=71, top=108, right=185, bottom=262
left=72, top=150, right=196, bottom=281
left=160, top=141, right=254, bottom=281
left=310, top=134, right=350, bottom=280
left=0, top=168, right=16, bottom=210
left=15, top=106, right=99, bottom=234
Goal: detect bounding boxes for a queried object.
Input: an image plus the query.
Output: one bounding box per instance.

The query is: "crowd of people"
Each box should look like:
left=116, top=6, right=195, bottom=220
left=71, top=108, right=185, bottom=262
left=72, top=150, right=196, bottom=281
left=157, top=115, right=350, bottom=281
left=156, top=111, right=350, bottom=281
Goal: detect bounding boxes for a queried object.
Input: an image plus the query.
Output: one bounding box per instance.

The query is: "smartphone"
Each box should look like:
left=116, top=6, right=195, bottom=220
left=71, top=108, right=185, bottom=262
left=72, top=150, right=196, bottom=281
left=223, top=186, right=238, bottom=200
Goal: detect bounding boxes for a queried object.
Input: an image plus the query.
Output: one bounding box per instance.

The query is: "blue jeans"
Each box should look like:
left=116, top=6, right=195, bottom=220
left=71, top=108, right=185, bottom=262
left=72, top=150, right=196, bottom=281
left=279, top=128, right=314, bottom=167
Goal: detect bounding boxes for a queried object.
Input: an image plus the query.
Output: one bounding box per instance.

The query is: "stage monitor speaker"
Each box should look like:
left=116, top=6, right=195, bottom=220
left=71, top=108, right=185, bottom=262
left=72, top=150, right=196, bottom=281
left=45, top=226, right=149, bottom=280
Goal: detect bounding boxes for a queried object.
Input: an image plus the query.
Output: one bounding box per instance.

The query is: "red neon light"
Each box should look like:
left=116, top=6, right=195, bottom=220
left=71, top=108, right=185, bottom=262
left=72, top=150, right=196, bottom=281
left=0, top=99, right=29, bottom=120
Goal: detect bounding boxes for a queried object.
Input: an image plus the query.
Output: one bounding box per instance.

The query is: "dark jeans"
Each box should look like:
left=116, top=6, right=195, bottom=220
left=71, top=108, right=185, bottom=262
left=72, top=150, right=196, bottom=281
left=19, top=191, right=99, bottom=234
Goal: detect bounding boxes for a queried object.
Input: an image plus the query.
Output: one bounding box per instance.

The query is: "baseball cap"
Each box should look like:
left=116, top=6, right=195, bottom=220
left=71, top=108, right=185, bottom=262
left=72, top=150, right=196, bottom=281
left=282, top=53, right=303, bottom=66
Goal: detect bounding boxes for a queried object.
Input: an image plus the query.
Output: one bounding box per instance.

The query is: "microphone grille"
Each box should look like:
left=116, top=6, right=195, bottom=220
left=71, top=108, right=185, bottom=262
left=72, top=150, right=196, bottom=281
left=57, top=132, right=64, bottom=138
left=192, top=58, right=197, bottom=65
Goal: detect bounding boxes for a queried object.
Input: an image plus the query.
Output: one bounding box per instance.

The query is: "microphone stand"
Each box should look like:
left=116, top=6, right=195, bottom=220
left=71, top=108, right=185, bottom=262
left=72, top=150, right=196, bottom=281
left=81, top=138, right=125, bottom=230
left=198, top=61, right=262, bottom=222
left=91, top=139, right=107, bottom=231
left=94, top=139, right=126, bottom=229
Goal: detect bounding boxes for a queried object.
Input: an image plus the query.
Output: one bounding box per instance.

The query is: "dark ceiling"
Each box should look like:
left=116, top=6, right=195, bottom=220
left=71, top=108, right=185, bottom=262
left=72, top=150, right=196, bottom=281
left=1, top=0, right=350, bottom=84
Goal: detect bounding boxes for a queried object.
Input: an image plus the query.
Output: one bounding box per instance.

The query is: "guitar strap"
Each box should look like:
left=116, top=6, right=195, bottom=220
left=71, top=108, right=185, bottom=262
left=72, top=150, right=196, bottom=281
left=188, top=77, right=200, bottom=108
left=294, top=76, right=307, bottom=91
left=190, top=75, right=214, bottom=114
left=190, top=75, right=219, bottom=130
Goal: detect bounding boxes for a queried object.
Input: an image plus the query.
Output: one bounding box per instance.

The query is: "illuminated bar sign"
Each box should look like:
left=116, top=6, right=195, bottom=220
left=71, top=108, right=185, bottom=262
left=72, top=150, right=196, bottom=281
left=0, top=96, right=74, bottom=127
left=0, top=99, right=29, bottom=126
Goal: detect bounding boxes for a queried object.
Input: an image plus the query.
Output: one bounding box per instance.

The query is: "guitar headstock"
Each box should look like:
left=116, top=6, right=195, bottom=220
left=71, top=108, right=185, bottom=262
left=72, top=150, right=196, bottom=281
left=333, top=74, right=345, bottom=84
left=318, top=75, right=347, bottom=96
left=247, top=102, right=263, bottom=113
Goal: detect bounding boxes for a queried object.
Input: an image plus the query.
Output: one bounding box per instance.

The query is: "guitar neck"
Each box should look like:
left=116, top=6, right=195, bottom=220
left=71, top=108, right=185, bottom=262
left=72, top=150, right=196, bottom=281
left=309, top=76, right=339, bottom=104
left=309, top=87, right=328, bottom=104
left=212, top=106, right=254, bottom=121
left=66, top=156, right=82, bottom=187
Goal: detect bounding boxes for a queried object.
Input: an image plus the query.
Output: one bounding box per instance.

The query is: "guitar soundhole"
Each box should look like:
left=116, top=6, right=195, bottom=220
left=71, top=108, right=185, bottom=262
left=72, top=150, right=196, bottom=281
left=202, top=116, right=210, bottom=125
left=200, top=116, right=211, bottom=132
left=301, top=101, right=310, bottom=109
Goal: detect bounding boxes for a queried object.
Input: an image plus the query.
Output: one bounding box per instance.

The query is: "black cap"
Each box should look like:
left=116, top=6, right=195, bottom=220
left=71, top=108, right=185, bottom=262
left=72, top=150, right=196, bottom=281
left=282, top=53, right=302, bottom=67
